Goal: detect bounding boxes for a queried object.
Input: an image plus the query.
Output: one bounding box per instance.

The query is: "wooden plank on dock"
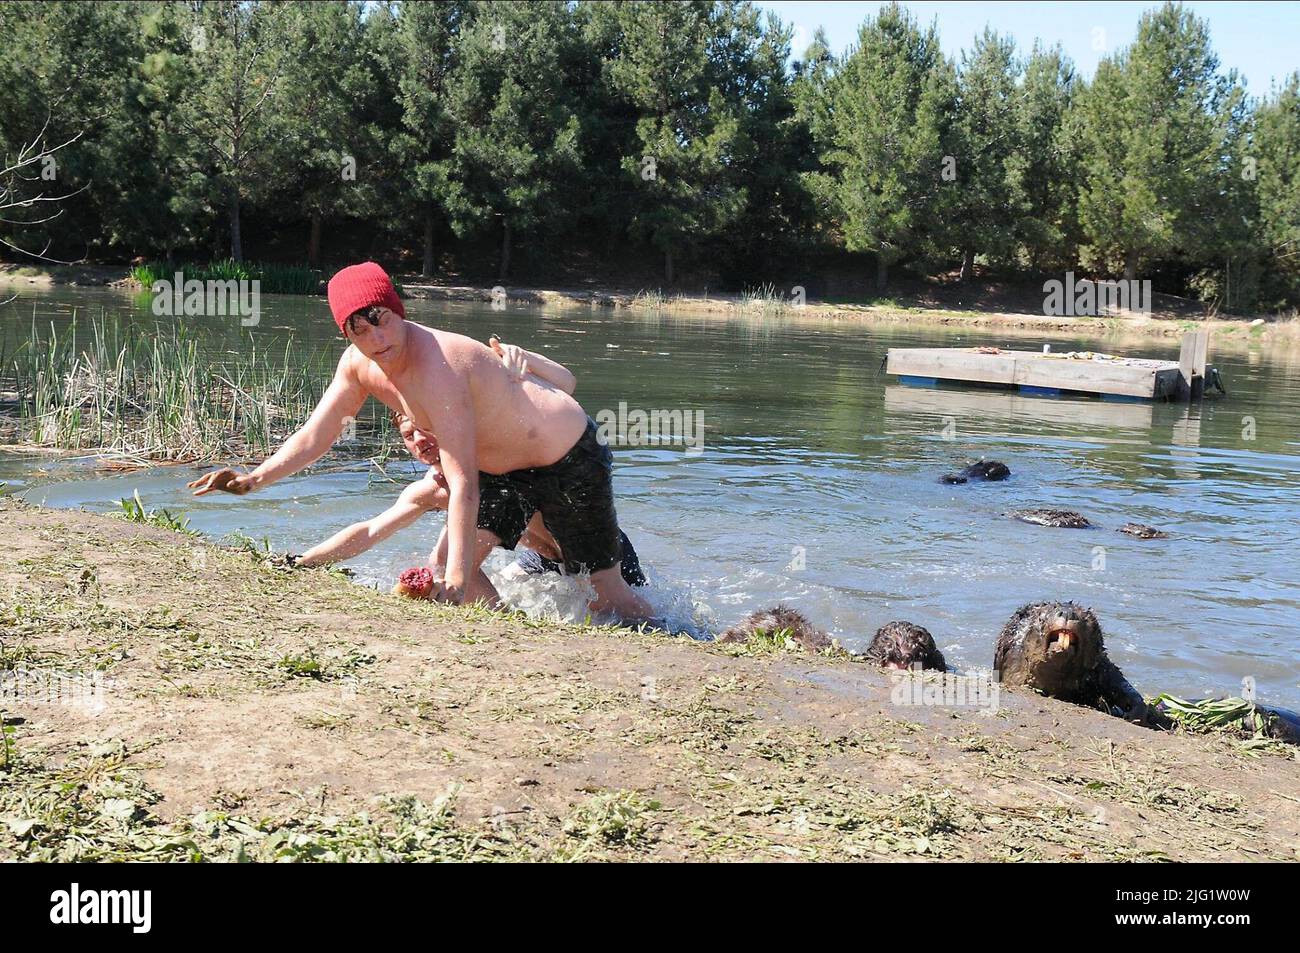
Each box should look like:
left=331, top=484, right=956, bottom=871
left=885, top=346, right=1201, bottom=400
left=886, top=347, right=1016, bottom=385
left=1011, top=354, right=1159, bottom=398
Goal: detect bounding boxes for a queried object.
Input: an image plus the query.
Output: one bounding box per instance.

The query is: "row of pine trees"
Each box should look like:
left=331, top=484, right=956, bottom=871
left=1, top=1, right=1297, bottom=310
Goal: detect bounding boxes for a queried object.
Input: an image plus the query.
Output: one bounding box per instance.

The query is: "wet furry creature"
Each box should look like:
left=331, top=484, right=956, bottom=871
left=718, top=605, right=832, bottom=653
left=1008, top=508, right=1093, bottom=529
left=941, top=460, right=1011, bottom=485
left=1118, top=523, right=1168, bottom=539
left=864, top=621, right=947, bottom=671
left=994, top=601, right=1149, bottom=721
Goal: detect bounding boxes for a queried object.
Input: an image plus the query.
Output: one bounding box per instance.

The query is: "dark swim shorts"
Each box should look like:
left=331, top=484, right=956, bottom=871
left=476, top=419, right=625, bottom=575
left=516, top=530, right=646, bottom=587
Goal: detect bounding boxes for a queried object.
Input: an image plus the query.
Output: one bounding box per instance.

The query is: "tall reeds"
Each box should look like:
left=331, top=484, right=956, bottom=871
left=0, top=309, right=390, bottom=463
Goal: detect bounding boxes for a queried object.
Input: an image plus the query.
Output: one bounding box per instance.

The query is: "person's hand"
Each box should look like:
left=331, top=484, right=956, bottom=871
left=187, top=468, right=255, bottom=496
left=489, top=335, right=529, bottom=381
left=427, top=575, right=465, bottom=605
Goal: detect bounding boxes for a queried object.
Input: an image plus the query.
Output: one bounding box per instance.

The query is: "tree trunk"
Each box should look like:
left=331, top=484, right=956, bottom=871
left=959, top=248, right=975, bottom=283
left=498, top=220, right=512, bottom=283
left=875, top=253, right=888, bottom=291
left=308, top=212, right=322, bottom=267
left=229, top=190, right=243, bottom=263
left=1123, top=250, right=1137, bottom=282
left=664, top=246, right=674, bottom=286
left=422, top=207, right=435, bottom=277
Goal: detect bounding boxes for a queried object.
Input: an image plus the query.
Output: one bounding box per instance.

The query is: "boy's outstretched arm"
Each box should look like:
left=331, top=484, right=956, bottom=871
left=298, top=474, right=446, bottom=567
left=299, top=473, right=447, bottom=564
left=190, top=351, right=367, bottom=495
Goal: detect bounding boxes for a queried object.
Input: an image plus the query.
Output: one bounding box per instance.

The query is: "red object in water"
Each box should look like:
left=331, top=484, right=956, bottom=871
left=394, top=566, right=435, bottom=599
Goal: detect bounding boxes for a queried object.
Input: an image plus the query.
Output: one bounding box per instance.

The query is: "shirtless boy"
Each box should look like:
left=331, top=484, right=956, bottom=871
left=294, top=343, right=647, bottom=601
left=188, top=261, right=651, bottom=623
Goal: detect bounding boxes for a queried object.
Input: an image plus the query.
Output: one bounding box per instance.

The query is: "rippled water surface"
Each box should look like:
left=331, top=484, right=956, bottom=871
left=3, top=288, right=1298, bottom=708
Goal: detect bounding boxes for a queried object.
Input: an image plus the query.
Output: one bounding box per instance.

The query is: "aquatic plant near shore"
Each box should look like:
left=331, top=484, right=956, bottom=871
left=0, top=310, right=394, bottom=462
left=116, top=490, right=197, bottom=536
left=127, top=259, right=323, bottom=296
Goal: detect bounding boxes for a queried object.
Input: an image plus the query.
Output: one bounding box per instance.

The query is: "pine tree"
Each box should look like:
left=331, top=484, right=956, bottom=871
left=1011, top=44, right=1079, bottom=274
left=143, top=1, right=303, bottom=262
left=440, top=1, right=582, bottom=282
left=386, top=0, right=469, bottom=276
left=816, top=3, right=953, bottom=290
left=1074, top=2, right=1241, bottom=280
left=1251, top=73, right=1300, bottom=307
left=593, top=0, right=749, bottom=285
left=949, top=29, right=1022, bottom=281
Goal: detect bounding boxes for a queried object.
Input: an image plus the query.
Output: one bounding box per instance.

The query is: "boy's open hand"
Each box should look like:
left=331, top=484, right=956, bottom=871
left=489, top=335, right=529, bottom=381
left=188, top=468, right=255, bottom=496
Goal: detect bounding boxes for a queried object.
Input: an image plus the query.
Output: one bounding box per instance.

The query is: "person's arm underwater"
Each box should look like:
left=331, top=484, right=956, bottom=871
left=489, top=336, right=577, bottom=395
left=298, top=471, right=448, bottom=568
left=189, top=351, right=367, bottom=496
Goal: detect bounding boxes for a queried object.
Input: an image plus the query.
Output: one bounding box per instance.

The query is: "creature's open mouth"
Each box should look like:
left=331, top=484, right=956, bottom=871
left=1046, top=625, right=1075, bottom=653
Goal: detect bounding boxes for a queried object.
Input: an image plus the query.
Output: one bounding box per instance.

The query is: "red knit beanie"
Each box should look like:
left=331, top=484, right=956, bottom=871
left=327, top=262, right=405, bottom=333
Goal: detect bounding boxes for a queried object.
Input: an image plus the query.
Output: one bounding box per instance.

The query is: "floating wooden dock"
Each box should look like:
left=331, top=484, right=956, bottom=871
left=885, top=336, right=1213, bottom=401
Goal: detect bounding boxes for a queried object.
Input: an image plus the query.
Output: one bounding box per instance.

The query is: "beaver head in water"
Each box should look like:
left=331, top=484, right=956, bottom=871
left=865, top=621, right=947, bottom=671
left=718, top=605, right=831, bottom=653
left=941, top=461, right=1011, bottom=485
left=994, top=601, right=1148, bottom=720
left=1008, top=508, right=1093, bottom=529
left=1118, top=523, right=1168, bottom=539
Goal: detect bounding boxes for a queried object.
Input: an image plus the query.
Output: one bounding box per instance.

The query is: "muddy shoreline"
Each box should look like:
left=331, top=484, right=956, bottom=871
left=1, top=497, right=1297, bottom=861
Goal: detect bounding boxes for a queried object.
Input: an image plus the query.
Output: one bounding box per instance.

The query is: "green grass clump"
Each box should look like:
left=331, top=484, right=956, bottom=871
left=560, top=790, right=660, bottom=857
left=129, top=260, right=323, bottom=296
left=1151, top=694, right=1276, bottom=739
left=116, top=490, right=196, bottom=536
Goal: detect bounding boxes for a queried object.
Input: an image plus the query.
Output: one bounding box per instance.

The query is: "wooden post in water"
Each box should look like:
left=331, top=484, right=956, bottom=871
left=1177, top=330, right=1209, bottom=400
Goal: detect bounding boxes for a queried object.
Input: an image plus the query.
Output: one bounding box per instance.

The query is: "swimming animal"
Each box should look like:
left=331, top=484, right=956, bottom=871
left=942, top=461, right=1011, bottom=484
left=718, top=605, right=832, bottom=652
left=1008, top=508, right=1093, bottom=529
left=993, top=601, right=1150, bottom=722
left=864, top=621, right=947, bottom=671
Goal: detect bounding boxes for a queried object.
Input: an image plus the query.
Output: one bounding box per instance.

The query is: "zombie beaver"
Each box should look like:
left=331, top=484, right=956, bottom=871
left=718, top=605, right=832, bottom=652
left=942, top=461, right=1011, bottom=485
left=1007, top=508, right=1093, bottom=529
left=993, top=601, right=1154, bottom=723
left=1008, top=509, right=1170, bottom=537
left=864, top=621, right=947, bottom=671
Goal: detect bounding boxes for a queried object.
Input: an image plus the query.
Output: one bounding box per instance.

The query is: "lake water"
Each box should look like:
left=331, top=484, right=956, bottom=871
left=3, top=287, right=1298, bottom=709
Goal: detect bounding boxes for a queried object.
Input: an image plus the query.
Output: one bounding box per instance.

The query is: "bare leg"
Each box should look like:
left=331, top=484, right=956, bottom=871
left=431, top=526, right=503, bottom=608
left=587, top=563, right=654, bottom=625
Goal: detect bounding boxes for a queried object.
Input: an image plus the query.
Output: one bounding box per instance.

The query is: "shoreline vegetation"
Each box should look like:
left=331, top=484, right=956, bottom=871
left=1, top=496, right=1298, bottom=861
left=3, top=262, right=1297, bottom=343
left=0, top=308, right=395, bottom=464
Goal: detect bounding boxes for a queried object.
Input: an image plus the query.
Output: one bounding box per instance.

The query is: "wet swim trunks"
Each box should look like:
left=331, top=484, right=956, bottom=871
left=516, top=530, right=646, bottom=587
left=477, top=419, right=625, bottom=574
